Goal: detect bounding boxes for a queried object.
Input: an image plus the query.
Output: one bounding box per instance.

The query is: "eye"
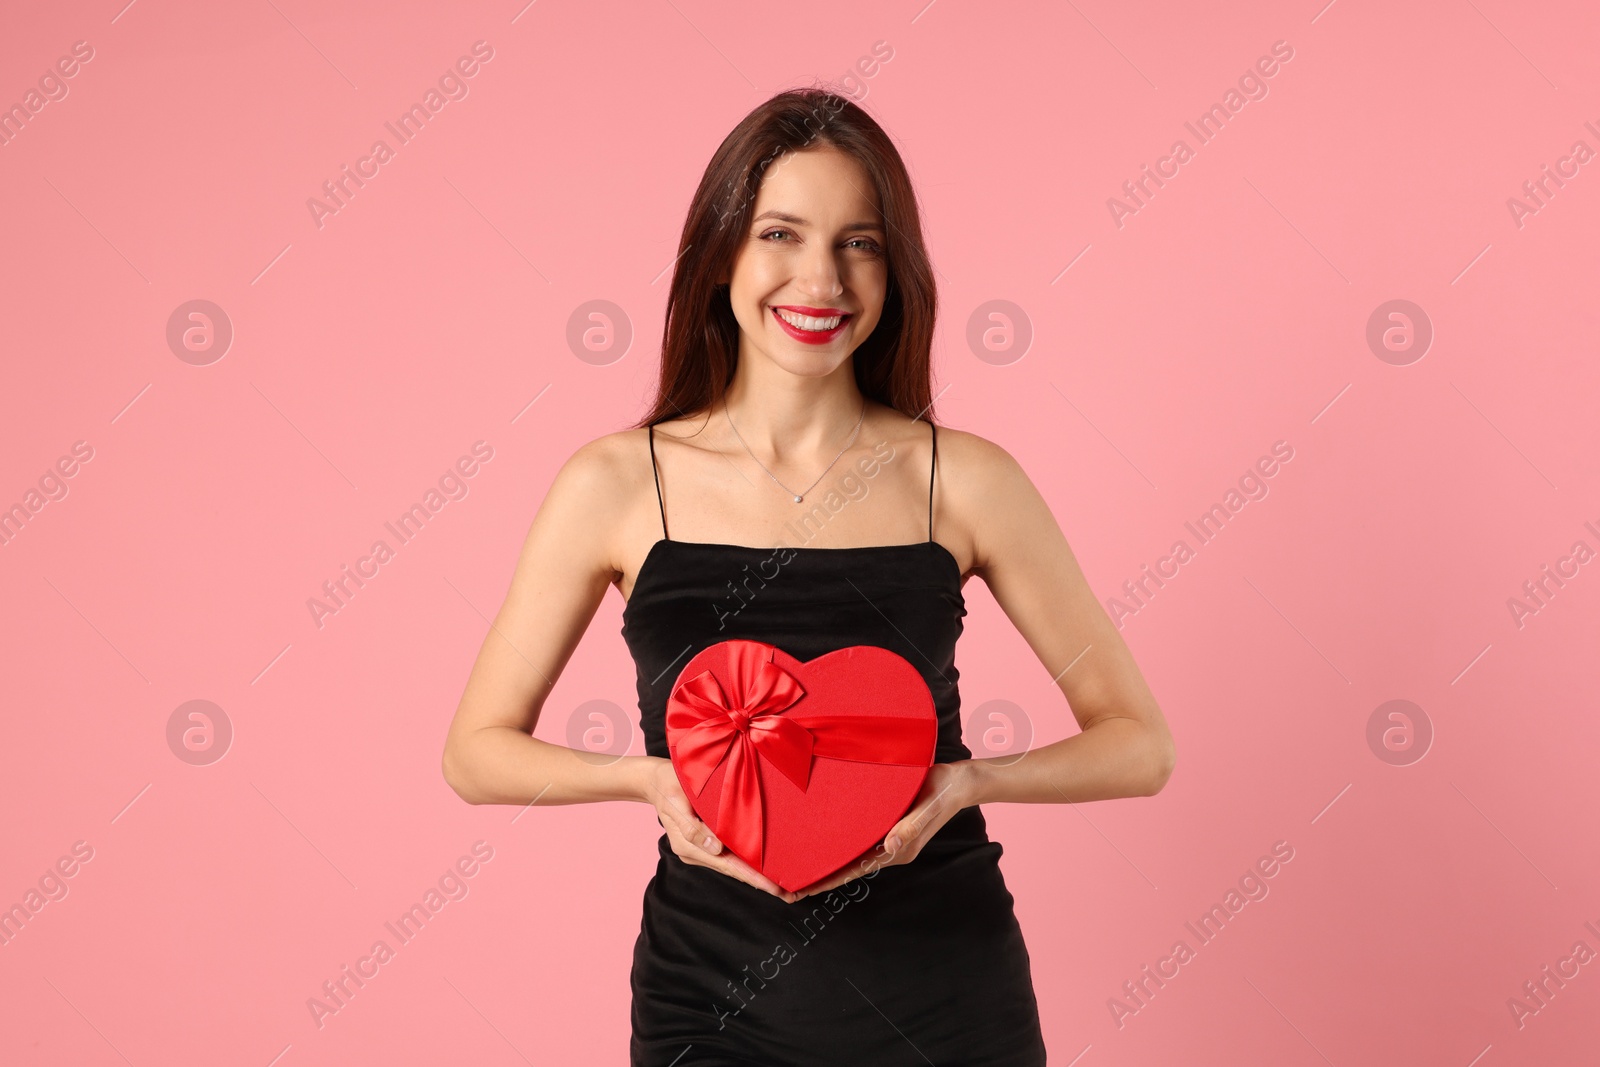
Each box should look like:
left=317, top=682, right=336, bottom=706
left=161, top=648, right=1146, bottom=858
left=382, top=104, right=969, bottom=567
left=758, top=228, right=794, bottom=242
left=845, top=237, right=884, bottom=254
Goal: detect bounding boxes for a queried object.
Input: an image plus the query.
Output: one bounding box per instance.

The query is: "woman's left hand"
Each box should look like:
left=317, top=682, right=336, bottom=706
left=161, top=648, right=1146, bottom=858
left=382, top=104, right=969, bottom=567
left=789, top=761, right=978, bottom=901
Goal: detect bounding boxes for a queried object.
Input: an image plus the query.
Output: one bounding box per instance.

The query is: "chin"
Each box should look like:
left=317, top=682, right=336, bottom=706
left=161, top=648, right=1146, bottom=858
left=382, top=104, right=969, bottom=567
left=764, top=344, right=856, bottom=379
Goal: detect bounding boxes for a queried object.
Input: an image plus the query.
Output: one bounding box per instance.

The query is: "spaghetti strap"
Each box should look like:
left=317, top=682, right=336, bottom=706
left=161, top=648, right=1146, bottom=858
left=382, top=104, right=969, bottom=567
left=927, top=420, right=937, bottom=542
left=648, top=424, right=669, bottom=541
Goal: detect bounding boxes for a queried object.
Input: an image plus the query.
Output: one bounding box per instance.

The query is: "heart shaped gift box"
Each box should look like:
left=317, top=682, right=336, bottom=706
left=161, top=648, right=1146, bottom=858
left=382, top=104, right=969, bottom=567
left=665, top=639, right=938, bottom=893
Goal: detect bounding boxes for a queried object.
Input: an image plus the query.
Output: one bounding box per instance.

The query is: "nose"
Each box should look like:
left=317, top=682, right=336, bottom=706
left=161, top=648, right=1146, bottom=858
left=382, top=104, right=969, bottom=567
left=792, top=242, right=845, bottom=302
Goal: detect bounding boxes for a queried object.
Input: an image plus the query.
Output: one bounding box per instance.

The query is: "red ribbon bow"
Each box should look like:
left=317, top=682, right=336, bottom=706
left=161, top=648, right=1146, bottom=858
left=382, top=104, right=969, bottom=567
left=665, top=640, right=935, bottom=870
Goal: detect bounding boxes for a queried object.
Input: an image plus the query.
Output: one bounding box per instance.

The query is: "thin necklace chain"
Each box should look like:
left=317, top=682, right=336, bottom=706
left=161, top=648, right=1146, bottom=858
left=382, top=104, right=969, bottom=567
left=724, top=400, right=867, bottom=503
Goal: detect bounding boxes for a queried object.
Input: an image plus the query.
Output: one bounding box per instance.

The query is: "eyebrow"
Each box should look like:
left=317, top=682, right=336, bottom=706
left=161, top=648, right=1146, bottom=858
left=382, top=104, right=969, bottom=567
left=752, top=210, right=884, bottom=231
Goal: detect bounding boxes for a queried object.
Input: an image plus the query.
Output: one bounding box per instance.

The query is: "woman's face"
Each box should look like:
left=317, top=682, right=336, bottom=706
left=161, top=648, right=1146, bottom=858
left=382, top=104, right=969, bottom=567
left=723, top=145, right=888, bottom=382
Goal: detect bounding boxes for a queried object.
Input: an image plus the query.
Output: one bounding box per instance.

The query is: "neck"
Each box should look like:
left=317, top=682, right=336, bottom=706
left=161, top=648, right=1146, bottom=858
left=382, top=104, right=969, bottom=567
left=720, top=356, right=866, bottom=461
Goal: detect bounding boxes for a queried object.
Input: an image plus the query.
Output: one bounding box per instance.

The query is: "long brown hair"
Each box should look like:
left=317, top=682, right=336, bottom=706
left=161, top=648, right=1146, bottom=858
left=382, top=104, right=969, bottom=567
left=634, top=88, right=939, bottom=429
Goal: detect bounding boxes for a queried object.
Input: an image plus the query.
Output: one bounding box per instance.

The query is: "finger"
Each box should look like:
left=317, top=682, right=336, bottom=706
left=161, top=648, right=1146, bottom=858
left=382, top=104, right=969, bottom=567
left=659, top=796, right=723, bottom=856
left=674, top=817, right=724, bottom=857
left=790, top=783, right=963, bottom=902
left=885, top=815, right=936, bottom=859
left=887, top=786, right=950, bottom=854
left=690, top=821, right=723, bottom=856
left=711, top=851, right=798, bottom=902
left=883, top=816, right=915, bottom=855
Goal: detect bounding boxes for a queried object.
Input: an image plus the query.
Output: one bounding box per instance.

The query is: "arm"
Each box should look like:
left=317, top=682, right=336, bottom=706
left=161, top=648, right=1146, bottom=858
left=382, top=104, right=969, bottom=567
left=953, top=430, right=1175, bottom=807
left=440, top=431, right=799, bottom=902
left=441, top=434, right=651, bottom=807
left=790, top=429, right=1174, bottom=899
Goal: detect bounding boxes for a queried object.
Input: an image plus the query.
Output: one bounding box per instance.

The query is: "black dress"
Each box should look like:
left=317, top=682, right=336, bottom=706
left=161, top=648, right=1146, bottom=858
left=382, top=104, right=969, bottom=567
left=623, top=421, right=1047, bottom=1066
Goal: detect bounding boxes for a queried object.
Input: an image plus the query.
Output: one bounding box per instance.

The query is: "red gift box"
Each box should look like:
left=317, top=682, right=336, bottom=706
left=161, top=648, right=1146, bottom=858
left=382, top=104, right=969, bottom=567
left=664, top=638, right=938, bottom=893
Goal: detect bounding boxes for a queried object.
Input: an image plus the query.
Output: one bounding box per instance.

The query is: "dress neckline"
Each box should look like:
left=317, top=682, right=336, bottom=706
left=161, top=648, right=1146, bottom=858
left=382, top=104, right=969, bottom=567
left=623, top=538, right=964, bottom=611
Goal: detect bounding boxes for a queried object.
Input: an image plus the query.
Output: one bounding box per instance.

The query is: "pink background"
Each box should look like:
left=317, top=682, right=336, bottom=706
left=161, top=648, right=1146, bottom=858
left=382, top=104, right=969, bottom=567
left=3, top=1, right=1598, bottom=1063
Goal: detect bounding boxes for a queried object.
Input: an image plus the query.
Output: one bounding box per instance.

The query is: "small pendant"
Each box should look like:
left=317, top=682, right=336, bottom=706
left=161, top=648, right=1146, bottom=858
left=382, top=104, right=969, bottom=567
left=793, top=494, right=803, bottom=503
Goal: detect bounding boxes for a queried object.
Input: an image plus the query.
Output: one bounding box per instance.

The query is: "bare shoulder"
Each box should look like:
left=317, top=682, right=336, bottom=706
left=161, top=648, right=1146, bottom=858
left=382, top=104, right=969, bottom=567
left=933, top=423, right=1033, bottom=511
left=566, top=424, right=654, bottom=472
left=932, top=424, right=1055, bottom=575
left=933, top=424, right=1023, bottom=477
left=531, top=426, right=658, bottom=580
left=546, top=427, right=645, bottom=505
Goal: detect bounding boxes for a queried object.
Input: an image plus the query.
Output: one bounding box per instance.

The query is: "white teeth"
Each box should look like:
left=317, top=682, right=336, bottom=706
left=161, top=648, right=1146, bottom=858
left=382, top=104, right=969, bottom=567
left=775, top=308, right=844, bottom=331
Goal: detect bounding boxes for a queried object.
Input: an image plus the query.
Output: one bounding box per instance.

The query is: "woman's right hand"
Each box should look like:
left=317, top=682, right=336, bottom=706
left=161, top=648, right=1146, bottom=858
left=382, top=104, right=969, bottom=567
left=639, top=757, right=799, bottom=904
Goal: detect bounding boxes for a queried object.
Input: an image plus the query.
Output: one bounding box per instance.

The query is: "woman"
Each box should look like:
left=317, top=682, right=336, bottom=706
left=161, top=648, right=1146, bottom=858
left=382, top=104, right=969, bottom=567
left=442, top=88, right=1175, bottom=1065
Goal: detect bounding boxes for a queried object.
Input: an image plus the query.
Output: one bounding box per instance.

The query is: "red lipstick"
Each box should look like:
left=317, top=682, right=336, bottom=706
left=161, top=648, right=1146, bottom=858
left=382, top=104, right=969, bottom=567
left=770, top=305, right=851, bottom=345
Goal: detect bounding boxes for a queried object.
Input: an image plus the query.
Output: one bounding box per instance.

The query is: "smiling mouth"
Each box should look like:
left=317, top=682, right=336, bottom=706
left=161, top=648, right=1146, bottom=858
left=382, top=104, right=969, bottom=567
left=770, top=306, right=852, bottom=343
left=773, top=307, right=847, bottom=330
